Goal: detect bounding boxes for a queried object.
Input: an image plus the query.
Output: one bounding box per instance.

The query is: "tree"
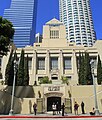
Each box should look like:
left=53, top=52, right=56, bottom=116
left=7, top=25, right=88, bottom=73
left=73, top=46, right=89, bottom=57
left=0, top=17, right=14, bottom=56
left=84, top=52, right=93, bottom=85
left=78, top=52, right=86, bottom=85
left=81, top=53, right=87, bottom=85
left=78, top=52, right=84, bottom=85
left=24, top=54, right=29, bottom=85
left=97, top=55, right=102, bottom=84
left=78, top=52, right=93, bottom=85
left=17, top=49, right=24, bottom=86
left=5, top=49, right=14, bottom=85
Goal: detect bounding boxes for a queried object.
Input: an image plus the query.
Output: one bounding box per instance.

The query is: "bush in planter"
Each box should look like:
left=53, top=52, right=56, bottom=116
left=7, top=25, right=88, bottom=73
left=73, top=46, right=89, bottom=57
left=39, top=76, right=52, bottom=84
left=61, top=76, right=69, bottom=85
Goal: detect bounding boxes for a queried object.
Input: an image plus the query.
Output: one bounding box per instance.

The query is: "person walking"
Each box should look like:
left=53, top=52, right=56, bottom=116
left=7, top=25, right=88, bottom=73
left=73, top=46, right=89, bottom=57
left=81, top=101, right=85, bottom=114
left=74, top=101, right=79, bottom=115
left=61, top=103, right=65, bottom=116
left=56, top=102, right=60, bottom=114
left=33, top=102, right=37, bottom=115
left=52, top=103, right=56, bottom=115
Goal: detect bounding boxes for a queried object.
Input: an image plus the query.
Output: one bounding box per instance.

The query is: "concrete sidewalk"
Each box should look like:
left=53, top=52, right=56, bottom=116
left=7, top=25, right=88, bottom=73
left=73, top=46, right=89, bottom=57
left=0, top=113, right=102, bottom=119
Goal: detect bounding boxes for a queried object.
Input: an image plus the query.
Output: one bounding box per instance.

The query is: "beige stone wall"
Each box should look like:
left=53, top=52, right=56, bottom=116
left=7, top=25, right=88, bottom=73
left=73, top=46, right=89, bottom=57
left=0, top=44, right=99, bottom=86
left=21, top=98, right=36, bottom=114
left=65, top=85, right=102, bottom=114
left=94, top=40, right=102, bottom=60
left=41, top=18, right=67, bottom=48
left=0, top=85, right=102, bottom=114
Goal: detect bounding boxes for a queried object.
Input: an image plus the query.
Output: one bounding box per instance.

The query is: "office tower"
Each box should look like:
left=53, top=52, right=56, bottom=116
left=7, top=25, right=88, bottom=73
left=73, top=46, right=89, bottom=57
left=3, top=0, right=37, bottom=48
left=59, top=0, right=96, bottom=46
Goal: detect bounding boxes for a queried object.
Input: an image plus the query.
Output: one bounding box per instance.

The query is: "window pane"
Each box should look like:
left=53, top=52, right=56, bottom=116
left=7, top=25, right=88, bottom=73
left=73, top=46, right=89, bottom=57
left=38, top=57, right=45, bottom=70
left=50, top=30, right=59, bottom=39
left=64, top=57, right=72, bottom=69
left=51, top=57, right=58, bottom=69
left=28, top=57, right=32, bottom=70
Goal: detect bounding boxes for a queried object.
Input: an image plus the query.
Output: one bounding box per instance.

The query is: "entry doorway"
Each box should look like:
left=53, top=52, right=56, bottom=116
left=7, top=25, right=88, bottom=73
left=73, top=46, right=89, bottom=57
left=47, top=97, right=61, bottom=111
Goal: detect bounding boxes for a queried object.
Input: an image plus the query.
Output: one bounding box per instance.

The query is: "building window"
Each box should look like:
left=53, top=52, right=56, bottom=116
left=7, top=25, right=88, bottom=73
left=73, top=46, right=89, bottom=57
left=50, top=57, right=58, bottom=70
left=28, top=57, right=32, bottom=70
left=64, top=57, right=72, bottom=69
left=37, top=57, right=45, bottom=70
left=50, top=30, right=59, bottom=39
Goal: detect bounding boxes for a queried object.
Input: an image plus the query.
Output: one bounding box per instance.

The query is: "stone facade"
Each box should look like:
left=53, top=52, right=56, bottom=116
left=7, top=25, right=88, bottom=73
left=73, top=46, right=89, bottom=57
left=1, top=18, right=99, bottom=85
left=0, top=18, right=102, bottom=114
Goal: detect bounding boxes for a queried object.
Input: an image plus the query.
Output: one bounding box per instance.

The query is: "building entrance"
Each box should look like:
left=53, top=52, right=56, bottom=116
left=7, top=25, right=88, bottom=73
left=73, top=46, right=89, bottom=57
left=47, top=97, right=61, bottom=111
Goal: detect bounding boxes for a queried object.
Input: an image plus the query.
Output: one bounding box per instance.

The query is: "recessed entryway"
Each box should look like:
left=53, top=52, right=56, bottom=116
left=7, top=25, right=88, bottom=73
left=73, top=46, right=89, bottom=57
left=47, top=96, right=61, bottom=111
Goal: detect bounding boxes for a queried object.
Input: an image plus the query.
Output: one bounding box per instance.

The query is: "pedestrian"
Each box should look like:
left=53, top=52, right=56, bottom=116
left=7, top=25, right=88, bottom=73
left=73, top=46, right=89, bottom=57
left=74, top=101, right=79, bottom=115
left=81, top=101, right=85, bottom=114
left=52, top=103, right=56, bottom=115
left=56, top=102, right=60, bottom=114
left=33, top=102, right=37, bottom=115
left=61, top=103, right=65, bottom=116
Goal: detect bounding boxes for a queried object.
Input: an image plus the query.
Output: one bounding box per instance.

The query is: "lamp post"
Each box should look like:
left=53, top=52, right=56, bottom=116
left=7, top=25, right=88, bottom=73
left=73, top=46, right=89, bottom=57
left=90, top=60, right=100, bottom=115
left=9, top=60, right=17, bottom=115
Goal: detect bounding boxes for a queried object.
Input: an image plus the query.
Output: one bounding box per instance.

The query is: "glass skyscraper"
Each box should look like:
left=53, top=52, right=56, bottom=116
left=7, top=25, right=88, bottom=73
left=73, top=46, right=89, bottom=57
left=3, top=0, right=37, bottom=48
left=59, top=0, right=96, bottom=47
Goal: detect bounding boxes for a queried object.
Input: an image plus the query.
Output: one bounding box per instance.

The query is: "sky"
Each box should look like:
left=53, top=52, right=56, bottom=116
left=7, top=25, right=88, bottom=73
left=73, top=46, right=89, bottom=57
left=0, top=0, right=102, bottom=39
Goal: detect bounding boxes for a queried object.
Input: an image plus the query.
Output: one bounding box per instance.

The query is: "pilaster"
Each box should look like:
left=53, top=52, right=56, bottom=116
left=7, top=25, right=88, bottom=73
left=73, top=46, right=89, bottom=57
left=46, top=50, right=50, bottom=77
left=59, top=50, right=63, bottom=78
left=72, top=49, right=78, bottom=84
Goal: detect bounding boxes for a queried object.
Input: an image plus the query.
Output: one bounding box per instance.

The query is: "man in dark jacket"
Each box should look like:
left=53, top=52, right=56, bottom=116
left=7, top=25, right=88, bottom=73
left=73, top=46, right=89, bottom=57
left=33, top=102, right=37, bottom=115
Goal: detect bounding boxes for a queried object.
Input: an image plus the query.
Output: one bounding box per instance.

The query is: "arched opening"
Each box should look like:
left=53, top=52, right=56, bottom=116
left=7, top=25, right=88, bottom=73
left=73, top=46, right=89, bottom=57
left=47, top=96, right=61, bottom=111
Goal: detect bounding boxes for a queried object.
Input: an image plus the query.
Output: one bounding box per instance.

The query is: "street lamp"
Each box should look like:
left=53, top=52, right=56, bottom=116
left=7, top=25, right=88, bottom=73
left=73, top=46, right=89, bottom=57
left=9, top=60, right=17, bottom=115
left=90, top=59, right=100, bottom=115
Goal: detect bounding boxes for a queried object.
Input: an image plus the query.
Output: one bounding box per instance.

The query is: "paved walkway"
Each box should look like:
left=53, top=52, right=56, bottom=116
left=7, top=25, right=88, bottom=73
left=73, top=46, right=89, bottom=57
left=1, top=117, right=102, bottom=120
left=0, top=113, right=102, bottom=120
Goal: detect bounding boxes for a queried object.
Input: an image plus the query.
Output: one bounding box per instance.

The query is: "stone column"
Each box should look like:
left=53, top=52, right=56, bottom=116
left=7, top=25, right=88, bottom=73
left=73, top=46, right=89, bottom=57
left=46, top=50, right=50, bottom=77
left=33, top=50, right=37, bottom=85
left=59, top=50, right=63, bottom=78
left=72, top=49, right=78, bottom=84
